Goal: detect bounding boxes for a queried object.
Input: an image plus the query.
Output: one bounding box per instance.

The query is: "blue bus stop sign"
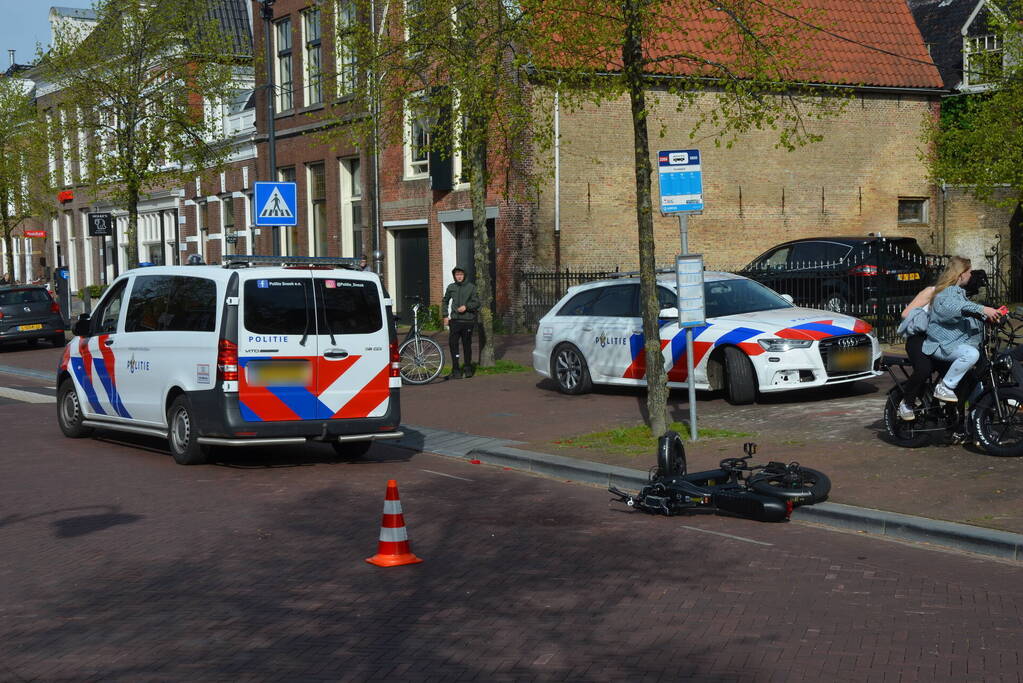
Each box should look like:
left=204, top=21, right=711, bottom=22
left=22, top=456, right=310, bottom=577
left=658, top=149, right=703, bottom=213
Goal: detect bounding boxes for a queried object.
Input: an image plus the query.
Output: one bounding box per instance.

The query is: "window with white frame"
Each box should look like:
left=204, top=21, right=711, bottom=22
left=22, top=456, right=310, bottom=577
left=303, top=8, right=322, bottom=105
left=404, top=95, right=430, bottom=178
left=340, top=157, right=363, bottom=257
left=275, top=18, right=294, bottom=111
left=59, top=109, right=72, bottom=187
left=308, top=162, right=327, bottom=255
left=222, top=197, right=236, bottom=256
left=336, top=0, right=356, bottom=96
left=898, top=198, right=929, bottom=224
left=405, top=0, right=424, bottom=53
left=278, top=166, right=297, bottom=255
left=965, top=34, right=1003, bottom=87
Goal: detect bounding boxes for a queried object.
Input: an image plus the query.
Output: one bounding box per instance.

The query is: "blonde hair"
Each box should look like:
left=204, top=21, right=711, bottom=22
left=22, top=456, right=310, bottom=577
left=933, top=256, right=972, bottom=296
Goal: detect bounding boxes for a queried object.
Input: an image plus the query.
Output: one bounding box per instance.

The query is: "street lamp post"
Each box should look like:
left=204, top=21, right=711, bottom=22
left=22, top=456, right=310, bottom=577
left=260, top=0, right=279, bottom=253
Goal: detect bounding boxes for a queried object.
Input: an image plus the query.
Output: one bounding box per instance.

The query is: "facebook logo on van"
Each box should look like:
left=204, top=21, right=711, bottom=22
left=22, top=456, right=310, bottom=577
left=257, top=279, right=269, bottom=288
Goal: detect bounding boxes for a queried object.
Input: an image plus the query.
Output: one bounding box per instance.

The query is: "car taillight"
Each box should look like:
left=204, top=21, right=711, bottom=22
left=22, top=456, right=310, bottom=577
left=51, top=301, right=61, bottom=314
left=0, top=311, right=4, bottom=320
left=217, top=339, right=239, bottom=382
left=849, top=264, right=878, bottom=276
left=390, top=341, right=401, bottom=378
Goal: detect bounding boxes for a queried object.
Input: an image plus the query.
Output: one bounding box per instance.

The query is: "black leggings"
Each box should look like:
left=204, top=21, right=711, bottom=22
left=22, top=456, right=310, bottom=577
left=903, top=334, right=933, bottom=404
left=449, top=320, right=474, bottom=368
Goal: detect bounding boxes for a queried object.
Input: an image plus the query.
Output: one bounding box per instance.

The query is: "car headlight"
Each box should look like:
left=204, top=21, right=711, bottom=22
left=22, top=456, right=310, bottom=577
left=758, top=338, right=814, bottom=352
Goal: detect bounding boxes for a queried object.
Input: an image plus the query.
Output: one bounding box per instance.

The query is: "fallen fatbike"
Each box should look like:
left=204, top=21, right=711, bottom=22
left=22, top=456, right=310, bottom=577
left=609, top=433, right=831, bottom=523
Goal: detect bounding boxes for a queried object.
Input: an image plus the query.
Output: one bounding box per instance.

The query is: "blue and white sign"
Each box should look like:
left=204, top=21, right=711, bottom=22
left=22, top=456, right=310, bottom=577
left=658, top=149, right=703, bottom=213
left=254, top=181, right=297, bottom=227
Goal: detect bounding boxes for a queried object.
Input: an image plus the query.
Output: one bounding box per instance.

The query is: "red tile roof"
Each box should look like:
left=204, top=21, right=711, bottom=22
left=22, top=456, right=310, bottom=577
left=545, top=0, right=943, bottom=90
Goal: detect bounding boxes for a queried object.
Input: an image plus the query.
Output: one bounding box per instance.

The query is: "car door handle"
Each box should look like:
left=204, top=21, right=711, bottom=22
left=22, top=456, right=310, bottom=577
left=102, top=338, right=114, bottom=346
left=323, top=349, right=349, bottom=359
left=581, top=326, right=593, bottom=332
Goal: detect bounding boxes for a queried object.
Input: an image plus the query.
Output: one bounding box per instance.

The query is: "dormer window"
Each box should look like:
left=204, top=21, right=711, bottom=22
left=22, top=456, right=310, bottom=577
left=965, top=34, right=1003, bottom=87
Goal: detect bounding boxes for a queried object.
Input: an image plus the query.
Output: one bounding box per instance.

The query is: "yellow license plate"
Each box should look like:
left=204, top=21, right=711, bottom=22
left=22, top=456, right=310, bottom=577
left=897, top=272, right=921, bottom=281
left=246, top=361, right=311, bottom=386
left=18, top=324, right=43, bottom=331
left=830, top=347, right=870, bottom=372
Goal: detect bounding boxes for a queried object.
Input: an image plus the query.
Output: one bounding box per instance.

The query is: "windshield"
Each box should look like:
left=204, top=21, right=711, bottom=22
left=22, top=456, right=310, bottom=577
left=704, top=278, right=793, bottom=318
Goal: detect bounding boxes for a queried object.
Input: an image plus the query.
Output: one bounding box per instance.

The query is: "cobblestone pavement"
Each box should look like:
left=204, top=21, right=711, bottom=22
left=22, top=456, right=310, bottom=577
left=2, top=407, right=1022, bottom=682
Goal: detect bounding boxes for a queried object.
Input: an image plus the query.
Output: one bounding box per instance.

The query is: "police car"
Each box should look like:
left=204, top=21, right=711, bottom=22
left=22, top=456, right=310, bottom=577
left=56, top=255, right=402, bottom=464
left=533, top=271, right=880, bottom=404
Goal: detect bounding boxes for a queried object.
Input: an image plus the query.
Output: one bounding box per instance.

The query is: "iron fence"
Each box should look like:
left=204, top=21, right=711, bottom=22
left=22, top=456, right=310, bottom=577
left=517, top=251, right=1000, bottom=344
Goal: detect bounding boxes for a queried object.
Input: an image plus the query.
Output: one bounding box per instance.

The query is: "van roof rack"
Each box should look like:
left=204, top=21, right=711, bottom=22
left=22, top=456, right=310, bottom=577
left=222, top=254, right=363, bottom=269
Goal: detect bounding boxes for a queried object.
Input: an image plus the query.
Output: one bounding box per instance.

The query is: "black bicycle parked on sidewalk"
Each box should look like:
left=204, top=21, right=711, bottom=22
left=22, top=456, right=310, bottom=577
left=882, top=309, right=1023, bottom=456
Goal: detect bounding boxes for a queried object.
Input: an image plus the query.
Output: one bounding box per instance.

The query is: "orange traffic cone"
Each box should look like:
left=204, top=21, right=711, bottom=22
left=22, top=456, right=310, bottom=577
left=366, top=479, right=423, bottom=567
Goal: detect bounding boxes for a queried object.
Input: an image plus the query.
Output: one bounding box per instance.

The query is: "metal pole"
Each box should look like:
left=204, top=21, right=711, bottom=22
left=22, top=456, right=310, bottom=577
left=261, top=0, right=278, bottom=254
left=370, top=0, right=383, bottom=275
left=159, top=209, right=166, bottom=265
left=680, top=213, right=697, bottom=442
left=173, top=207, right=180, bottom=265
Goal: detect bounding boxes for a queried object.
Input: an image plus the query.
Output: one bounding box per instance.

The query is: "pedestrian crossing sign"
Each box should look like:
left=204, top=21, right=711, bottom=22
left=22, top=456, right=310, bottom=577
left=254, top=181, right=298, bottom=227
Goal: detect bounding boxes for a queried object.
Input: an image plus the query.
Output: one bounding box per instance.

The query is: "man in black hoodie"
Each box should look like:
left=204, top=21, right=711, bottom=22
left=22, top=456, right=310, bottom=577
left=442, top=266, right=480, bottom=378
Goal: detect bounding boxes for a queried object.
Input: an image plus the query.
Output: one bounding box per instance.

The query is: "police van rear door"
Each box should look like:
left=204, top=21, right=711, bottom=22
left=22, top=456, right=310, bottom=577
left=236, top=271, right=318, bottom=422
left=310, top=271, right=391, bottom=420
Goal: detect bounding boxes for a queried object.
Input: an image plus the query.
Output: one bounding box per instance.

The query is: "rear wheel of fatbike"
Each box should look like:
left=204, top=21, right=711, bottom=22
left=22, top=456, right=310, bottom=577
left=883, top=391, right=929, bottom=448
left=749, top=465, right=831, bottom=505
left=972, top=387, right=1023, bottom=457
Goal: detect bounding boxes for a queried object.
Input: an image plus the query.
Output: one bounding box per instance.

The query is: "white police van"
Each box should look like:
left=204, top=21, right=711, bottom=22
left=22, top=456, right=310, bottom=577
left=56, top=255, right=402, bottom=464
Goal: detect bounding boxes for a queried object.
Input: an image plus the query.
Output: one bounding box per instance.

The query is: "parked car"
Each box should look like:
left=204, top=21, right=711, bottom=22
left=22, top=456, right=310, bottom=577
left=0, top=285, right=66, bottom=347
left=56, top=256, right=403, bottom=465
left=532, top=272, right=880, bottom=404
left=739, top=236, right=928, bottom=313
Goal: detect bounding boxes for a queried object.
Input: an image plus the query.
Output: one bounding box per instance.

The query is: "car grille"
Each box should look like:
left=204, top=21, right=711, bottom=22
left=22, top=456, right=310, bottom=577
left=818, top=334, right=873, bottom=378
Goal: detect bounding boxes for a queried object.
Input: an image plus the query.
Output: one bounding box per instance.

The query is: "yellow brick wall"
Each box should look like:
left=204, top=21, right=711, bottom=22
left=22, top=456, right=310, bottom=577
left=535, top=90, right=942, bottom=270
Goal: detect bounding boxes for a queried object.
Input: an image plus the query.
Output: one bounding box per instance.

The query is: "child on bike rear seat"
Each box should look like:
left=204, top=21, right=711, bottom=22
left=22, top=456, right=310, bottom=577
left=923, top=257, right=1001, bottom=403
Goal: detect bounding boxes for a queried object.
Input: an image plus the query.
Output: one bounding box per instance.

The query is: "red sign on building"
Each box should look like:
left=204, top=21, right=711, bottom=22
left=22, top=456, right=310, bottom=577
left=24, top=230, right=47, bottom=239
left=57, top=190, right=74, bottom=203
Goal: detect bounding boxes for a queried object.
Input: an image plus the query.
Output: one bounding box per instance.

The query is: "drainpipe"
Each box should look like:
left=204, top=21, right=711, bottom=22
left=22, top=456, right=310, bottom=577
left=554, top=87, right=561, bottom=272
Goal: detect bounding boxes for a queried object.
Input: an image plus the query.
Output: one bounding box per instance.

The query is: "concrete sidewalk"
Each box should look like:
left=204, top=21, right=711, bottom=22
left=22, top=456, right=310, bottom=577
left=391, top=423, right=1023, bottom=562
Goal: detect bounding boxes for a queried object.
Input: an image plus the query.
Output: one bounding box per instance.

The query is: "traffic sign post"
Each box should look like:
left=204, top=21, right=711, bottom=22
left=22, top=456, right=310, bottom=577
left=254, top=181, right=298, bottom=227
left=659, top=149, right=705, bottom=441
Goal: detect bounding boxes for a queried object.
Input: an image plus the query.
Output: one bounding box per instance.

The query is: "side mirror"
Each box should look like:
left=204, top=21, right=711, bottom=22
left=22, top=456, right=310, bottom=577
left=781, top=294, right=794, bottom=304
left=72, top=313, right=92, bottom=337
left=658, top=307, right=679, bottom=319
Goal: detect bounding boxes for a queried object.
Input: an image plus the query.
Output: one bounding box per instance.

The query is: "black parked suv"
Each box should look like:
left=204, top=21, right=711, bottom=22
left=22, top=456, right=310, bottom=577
left=0, top=285, right=67, bottom=347
left=739, top=236, right=929, bottom=313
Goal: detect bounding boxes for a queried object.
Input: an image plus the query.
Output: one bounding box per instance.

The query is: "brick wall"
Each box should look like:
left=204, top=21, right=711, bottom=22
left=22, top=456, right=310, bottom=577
left=535, top=90, right=942, bottom=271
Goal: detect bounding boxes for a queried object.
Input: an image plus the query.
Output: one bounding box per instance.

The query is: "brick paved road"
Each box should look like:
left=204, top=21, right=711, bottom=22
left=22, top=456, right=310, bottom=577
left=2, top=401, right=1022, bottom=682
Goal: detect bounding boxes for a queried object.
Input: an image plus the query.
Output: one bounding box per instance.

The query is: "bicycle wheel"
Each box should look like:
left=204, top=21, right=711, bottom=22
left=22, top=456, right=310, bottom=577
left=399, top=336, right=444, bottom=385
left=971, top=386, right=1023, bottom=457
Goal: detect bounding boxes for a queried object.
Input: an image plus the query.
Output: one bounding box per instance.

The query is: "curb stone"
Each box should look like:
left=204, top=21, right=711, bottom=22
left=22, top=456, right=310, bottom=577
left=459, top=444, right=1023, bottom=562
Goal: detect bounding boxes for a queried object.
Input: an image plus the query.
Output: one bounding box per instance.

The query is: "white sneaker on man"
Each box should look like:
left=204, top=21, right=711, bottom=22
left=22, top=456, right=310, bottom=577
left=933, top=382, right=958, bottom=403
left=897, top=401, right=916, bottom=420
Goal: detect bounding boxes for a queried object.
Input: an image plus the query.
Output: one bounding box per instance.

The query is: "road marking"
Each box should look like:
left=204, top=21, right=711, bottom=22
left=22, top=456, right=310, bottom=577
left=0, top=387, right=55, bottom=404
left=420, top=469, right=473, bottom=482
left=679, top=525, right=774, bottom=546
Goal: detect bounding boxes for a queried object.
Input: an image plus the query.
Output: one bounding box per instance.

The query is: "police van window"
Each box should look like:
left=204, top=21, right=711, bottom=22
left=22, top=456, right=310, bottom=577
left=315, top=278, right=382, bottom=334
left=244, top=278, right=314, bottom=334
left=557, top=288, right=602, bottom=316
left=589, top=284, right=638, bottom=317
left=92, top=280, right=128, bottom=335
left=125, top=275, right=217, bottom=332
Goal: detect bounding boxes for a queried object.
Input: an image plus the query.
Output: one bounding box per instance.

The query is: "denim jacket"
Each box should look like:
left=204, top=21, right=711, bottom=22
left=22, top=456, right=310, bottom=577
left=922, top=285, right=984, bottom=356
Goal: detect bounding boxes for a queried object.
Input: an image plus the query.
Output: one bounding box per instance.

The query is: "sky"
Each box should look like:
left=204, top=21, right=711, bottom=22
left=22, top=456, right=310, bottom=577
left=0, top=1, right=96, bottom=67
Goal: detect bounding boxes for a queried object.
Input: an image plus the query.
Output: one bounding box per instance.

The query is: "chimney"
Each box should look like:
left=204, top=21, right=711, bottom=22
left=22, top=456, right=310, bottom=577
left=7, top=50, right=14, bottom=67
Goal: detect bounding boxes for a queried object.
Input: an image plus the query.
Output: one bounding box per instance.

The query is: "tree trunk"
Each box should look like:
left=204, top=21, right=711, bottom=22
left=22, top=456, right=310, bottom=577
left=2, top=230, right=13, bottom=281
left=468, top=118, right=495, bottom=367
left=623, top=0, right=668, bottom=437
left=127, top=189, right=140, bottom=269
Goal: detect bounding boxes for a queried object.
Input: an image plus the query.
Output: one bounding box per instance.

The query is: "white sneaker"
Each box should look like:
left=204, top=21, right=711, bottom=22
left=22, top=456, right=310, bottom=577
left=897, top=401, right=916, bottom=420
left=933, top=382, right=958, bottom=403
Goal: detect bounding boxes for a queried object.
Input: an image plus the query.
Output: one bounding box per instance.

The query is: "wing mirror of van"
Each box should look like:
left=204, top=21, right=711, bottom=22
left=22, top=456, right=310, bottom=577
left=72, top=313, right=92, bottom=337
left=658, top=307, right=679, bottom=319
left=781, top=294, right=794, bottom=304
